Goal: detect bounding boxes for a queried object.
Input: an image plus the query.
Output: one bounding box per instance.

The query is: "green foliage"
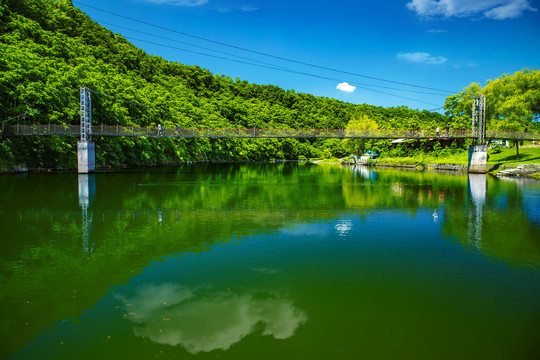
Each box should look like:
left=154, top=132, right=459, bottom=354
left=444, top=83, right=481, bottom=129
left=484, top=68, right=540, bottom=131
left=0, top=136, right=77, bottom=169
left=0, top=138, right=15, bottom=168
left=444, top=69, right=540, bottom=132
left=0, top=0, right=450, bottom=167
left=343, top=114, right=378, bottom=155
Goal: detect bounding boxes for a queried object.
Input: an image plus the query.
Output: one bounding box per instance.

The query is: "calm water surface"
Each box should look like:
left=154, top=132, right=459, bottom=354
left=1, top=163, right=539, bottom=359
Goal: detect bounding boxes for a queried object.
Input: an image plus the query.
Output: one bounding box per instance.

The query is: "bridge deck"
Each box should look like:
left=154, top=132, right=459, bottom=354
left=2, top=124, right=538, bottom=141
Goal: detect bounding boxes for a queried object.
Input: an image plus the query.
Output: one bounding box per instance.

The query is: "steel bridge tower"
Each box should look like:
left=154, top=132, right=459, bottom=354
left=468, top=95, right=487, bottom=173
left=77, top=87, right=95, bottom=173
left=472, top=95, right=486, bottom=145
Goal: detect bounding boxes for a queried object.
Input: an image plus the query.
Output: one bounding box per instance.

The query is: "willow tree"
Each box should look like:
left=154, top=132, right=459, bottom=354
left=343, top=114, right=378, bottom=155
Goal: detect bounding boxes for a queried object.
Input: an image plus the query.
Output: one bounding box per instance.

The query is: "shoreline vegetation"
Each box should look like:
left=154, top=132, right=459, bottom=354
left=1, top=136, right=539, bottom=178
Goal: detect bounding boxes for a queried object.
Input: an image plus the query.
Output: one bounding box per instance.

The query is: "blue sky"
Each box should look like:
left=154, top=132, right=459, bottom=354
left=72, top=0, right=539, bottom=112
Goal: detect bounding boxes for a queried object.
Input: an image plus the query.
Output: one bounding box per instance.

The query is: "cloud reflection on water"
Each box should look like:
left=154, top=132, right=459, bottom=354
left=335, top=219, right=353, bottom=237
left=117, top=283, right=307, bottom=354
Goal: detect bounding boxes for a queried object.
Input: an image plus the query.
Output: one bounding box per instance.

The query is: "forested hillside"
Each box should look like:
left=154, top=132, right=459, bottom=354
left=0, top=0, right=448, bottom=169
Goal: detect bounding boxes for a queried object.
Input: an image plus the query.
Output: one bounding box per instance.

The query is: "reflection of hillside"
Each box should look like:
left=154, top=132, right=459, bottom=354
left=1, top=164, right=539, bottom=357
left=341, top=167, right=540, bottom=268
left=441, top=176, right=540, bottom=268
left=341, top=166, right=467, bottom=212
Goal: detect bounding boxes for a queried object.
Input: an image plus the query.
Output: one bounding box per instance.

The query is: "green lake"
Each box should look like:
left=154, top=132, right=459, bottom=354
left=1, top=163, right=539, bottom=359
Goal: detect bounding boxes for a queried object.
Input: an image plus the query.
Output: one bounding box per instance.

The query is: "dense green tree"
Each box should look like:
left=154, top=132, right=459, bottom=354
left=343, top=115, right=378, bottom=155
left=443, top=83, right=481, bottom=130
left=483, top=68, right=540, bottom=131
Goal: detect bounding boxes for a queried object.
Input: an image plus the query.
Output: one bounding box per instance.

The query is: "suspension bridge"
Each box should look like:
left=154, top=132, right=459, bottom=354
left=1, top=88, right=538, bottom=173
left=2, top=120, right=538, bottom=141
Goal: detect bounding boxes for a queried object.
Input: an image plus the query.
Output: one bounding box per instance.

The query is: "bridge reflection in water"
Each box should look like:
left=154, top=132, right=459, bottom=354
left=467, top=173, right=486, bottom=250
left=72, top=170, right=495, bottom=266
left=78, top=174, right=95, bottom=254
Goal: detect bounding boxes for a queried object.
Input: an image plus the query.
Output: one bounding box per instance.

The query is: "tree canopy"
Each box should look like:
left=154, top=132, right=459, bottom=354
left=343, top=114, right=378, bottom=154
left=444, top=69, right=540, bottom=132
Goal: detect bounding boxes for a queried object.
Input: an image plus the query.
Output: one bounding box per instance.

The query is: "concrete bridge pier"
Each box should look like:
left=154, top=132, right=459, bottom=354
left=467, top=144, right=487, bottom=173
left=78, top=141, right=95, bottom=173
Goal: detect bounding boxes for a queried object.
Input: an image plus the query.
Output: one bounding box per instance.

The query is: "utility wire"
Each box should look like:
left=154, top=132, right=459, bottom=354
left=125, top=36, right=442, bottom=106
left=74, top=1, right=457, bottom=94
left=100, top=21, right=292, bottom=72
left=105, top=21, right=446, bottom=97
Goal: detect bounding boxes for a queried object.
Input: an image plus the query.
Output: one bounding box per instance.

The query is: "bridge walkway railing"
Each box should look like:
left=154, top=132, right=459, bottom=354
left=1, top=123, right=538, bottom=141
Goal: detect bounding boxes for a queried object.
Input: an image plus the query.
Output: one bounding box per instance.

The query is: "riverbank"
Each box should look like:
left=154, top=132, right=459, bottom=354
left=493, top=164, right=540, bottom=178
left=340, top=146, right=540, bottom=178
left=2, top=138, right=539, bottom=178
left=0, top=136, right=322, bottom=174
left=340, top=160, right=540, bottom=178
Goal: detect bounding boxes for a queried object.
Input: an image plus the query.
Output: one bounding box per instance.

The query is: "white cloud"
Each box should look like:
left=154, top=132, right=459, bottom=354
left=484, top=0, right=537, bottom=19
left=453, top=62, right=479, bottom=69
left=427, top=29, right=448, bottom=33
left=118, top=283, right=307, bottom=354
left=336, top=82, right=356, bottom=92
left=214, top=5, right=259, bottom=13
left=145, top=0, right=209, bottom=6
left=240, top=6, right=259, bottom=12
left=397, top=52, right=448, bottom=65
left=406, top=0, right=537, bottom=20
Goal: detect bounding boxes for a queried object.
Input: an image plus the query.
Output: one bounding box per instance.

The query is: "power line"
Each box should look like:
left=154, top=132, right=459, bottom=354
left=99, top=21, right=292, bottom=72
left=104, top=21, right=447, bottom=97
left=73, top=1, right=457, bottom=94
left=125, top=36, right=442, bottom=107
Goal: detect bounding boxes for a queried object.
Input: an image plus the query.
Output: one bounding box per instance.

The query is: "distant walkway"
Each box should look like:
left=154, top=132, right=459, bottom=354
left=2, top=124, right=538, bottom=141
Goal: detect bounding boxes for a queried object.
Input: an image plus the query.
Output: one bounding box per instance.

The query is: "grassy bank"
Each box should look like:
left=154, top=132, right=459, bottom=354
left=487, top=146, right=540, bottom=166
left=344, top=146, right=540, bottom=173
